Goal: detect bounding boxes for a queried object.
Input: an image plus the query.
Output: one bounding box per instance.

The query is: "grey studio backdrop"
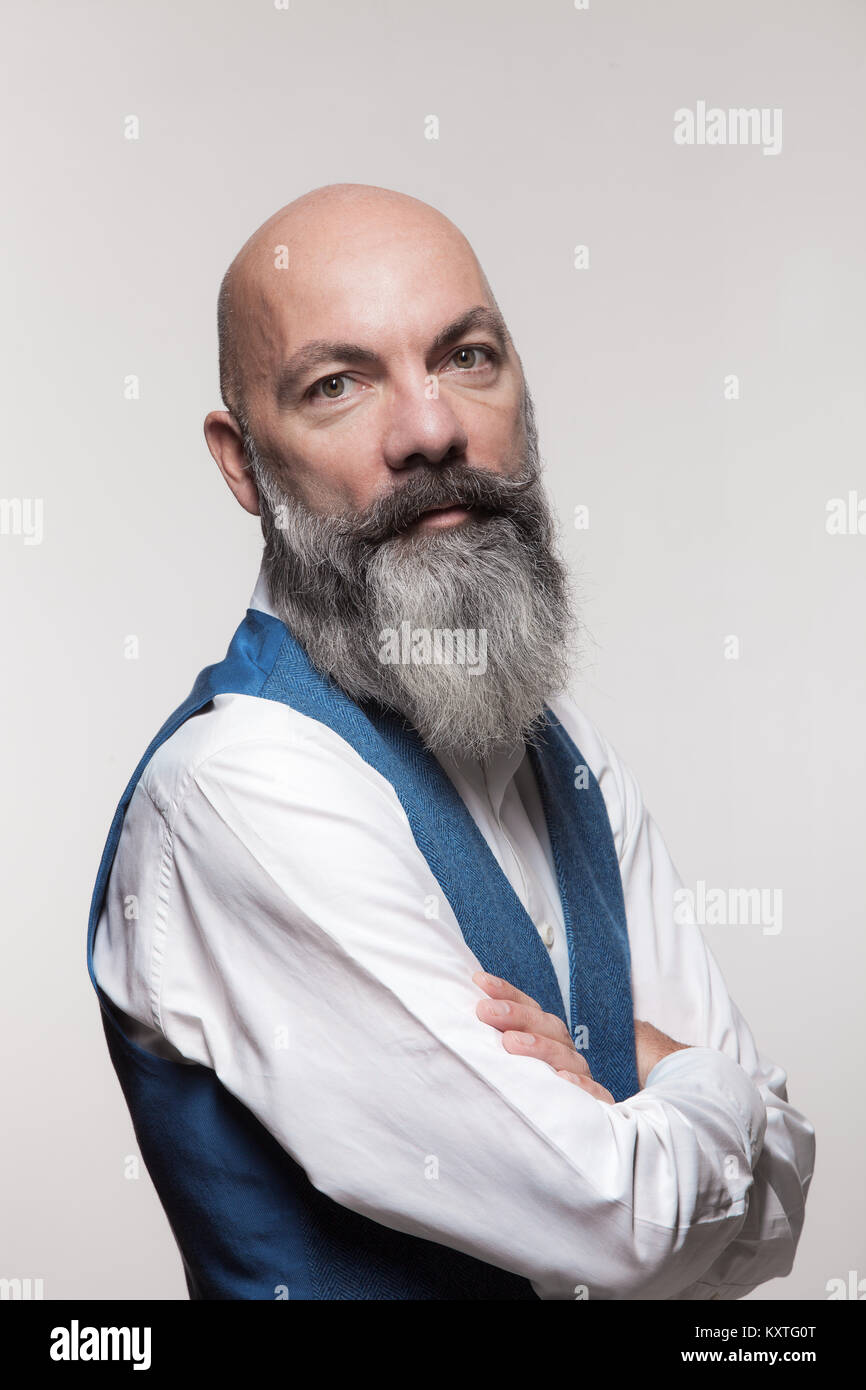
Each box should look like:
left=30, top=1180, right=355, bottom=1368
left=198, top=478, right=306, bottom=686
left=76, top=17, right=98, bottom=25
left=1, top=0, right=862, bottom=1301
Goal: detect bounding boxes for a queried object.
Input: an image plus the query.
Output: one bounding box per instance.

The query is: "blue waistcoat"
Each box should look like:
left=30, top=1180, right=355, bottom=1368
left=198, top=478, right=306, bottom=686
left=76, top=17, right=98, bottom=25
left=87, top=609, right=639, bottom=1300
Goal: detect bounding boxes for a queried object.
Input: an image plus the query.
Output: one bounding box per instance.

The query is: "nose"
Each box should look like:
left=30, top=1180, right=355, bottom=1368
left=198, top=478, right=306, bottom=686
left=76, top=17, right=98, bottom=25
left=380, top=376, right=469, bottom=472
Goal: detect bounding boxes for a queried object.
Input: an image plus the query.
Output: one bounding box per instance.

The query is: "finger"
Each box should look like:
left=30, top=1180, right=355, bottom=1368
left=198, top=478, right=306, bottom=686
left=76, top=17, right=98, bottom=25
left=475, top=997, right=573, bottom=1048
left=471, top=971, right=543, bottom=1012
left=501, top=1030, right=592, bottom=1077
left=556, top=1069, right=616, bottom=1105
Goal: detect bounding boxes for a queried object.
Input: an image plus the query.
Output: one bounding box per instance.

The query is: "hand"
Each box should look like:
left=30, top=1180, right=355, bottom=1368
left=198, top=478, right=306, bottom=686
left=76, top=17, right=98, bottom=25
left=633, top=1018, right=691, bottom=1088
left=473, top=971, right=616, bottom=1104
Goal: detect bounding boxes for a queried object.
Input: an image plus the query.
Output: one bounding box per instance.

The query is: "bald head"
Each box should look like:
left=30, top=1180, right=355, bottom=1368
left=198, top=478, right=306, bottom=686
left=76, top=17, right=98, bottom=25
left=217, top=183, right=501, bottom=428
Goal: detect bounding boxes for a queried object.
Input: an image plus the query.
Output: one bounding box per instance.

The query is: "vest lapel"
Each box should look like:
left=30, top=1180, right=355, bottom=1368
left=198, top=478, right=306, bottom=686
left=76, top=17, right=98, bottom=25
left=529, top=723, right=640, bottom=1100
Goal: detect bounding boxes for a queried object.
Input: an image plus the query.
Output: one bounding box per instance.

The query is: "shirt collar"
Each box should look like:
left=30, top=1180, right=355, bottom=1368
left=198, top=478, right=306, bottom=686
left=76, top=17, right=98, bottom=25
left=436, top=741, right=527, bottom=815
left=249, top=560, right=277, bottom=619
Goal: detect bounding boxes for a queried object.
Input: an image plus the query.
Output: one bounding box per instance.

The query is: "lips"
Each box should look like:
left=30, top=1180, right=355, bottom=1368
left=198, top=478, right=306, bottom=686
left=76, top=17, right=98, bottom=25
left=419, top=502, right=470, bottom=517
left=391, top=499, right=493, bottom=537
left=413, top=504, right=474, bottom=529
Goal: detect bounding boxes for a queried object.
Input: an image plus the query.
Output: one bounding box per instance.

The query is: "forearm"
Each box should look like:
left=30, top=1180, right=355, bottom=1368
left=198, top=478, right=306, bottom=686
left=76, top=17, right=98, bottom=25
left=215, top=948, right=769, bottom=1300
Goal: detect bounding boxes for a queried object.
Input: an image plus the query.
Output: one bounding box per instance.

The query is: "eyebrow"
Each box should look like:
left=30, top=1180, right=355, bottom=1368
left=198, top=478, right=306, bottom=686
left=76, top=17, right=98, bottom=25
left=429, top=305, right=510, bottom=357
left=274, top=305, right=510, bottom=407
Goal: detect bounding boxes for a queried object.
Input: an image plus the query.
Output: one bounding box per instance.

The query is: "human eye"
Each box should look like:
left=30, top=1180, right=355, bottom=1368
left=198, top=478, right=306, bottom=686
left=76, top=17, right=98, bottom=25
left=444, top=345, right=497, bottom=373
left=307, top=373, right=364, bottom=402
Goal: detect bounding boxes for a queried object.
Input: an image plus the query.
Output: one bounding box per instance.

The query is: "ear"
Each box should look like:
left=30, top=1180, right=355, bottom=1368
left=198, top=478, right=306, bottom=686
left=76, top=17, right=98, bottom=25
left=203, top=411, right=260, bottom=516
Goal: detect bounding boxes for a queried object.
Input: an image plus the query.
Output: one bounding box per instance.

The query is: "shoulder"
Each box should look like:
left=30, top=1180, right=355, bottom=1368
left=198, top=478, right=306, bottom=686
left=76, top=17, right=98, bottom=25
left=138, top=690, right=408, bottom=828
left=545, top=691, right=645, bottom=858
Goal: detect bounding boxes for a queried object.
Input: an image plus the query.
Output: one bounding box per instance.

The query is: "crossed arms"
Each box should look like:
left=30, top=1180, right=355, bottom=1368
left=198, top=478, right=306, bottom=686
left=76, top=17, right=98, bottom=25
left=94, top=690, right=815, bottom=1299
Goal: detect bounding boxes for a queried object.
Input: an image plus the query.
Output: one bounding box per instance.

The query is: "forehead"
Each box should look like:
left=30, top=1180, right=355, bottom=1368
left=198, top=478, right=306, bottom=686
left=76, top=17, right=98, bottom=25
left=256, top=222, right=491, bottom=360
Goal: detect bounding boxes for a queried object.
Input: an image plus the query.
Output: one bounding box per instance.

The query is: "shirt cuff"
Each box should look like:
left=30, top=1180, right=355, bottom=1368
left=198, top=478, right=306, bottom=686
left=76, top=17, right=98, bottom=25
left=644, top=1046, right=768, bottom=1167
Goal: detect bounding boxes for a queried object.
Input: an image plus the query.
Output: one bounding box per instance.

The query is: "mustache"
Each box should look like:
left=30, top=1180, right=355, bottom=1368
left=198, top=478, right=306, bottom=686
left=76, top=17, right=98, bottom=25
left=332, top=462, right=540, bottom=546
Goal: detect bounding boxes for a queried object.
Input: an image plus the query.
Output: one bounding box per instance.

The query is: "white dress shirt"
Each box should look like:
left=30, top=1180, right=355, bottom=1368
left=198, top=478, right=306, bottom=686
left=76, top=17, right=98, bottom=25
left=92, top=564, right=815, bottom=1300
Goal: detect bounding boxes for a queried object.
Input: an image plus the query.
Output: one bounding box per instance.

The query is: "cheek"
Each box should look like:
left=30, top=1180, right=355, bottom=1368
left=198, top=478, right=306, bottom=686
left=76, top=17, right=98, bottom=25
left=467, top=403, right=525, bottom=472
left=280, top=433, right=383, bottom=513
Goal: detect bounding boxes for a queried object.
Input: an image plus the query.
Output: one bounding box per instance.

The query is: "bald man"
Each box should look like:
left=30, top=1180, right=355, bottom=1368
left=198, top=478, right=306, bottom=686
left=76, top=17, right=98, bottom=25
left=88, top=184, right=813, bottom=1301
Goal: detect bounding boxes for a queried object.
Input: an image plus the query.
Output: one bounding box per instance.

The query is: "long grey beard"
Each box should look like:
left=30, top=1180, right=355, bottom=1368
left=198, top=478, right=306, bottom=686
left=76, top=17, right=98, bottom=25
left=241, top=401, right=577, bottom=761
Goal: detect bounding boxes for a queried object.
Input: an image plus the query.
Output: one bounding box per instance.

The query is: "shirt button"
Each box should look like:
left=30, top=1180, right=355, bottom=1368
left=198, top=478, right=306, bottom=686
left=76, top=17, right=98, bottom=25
left=541, top=921, right=555, bottom=949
